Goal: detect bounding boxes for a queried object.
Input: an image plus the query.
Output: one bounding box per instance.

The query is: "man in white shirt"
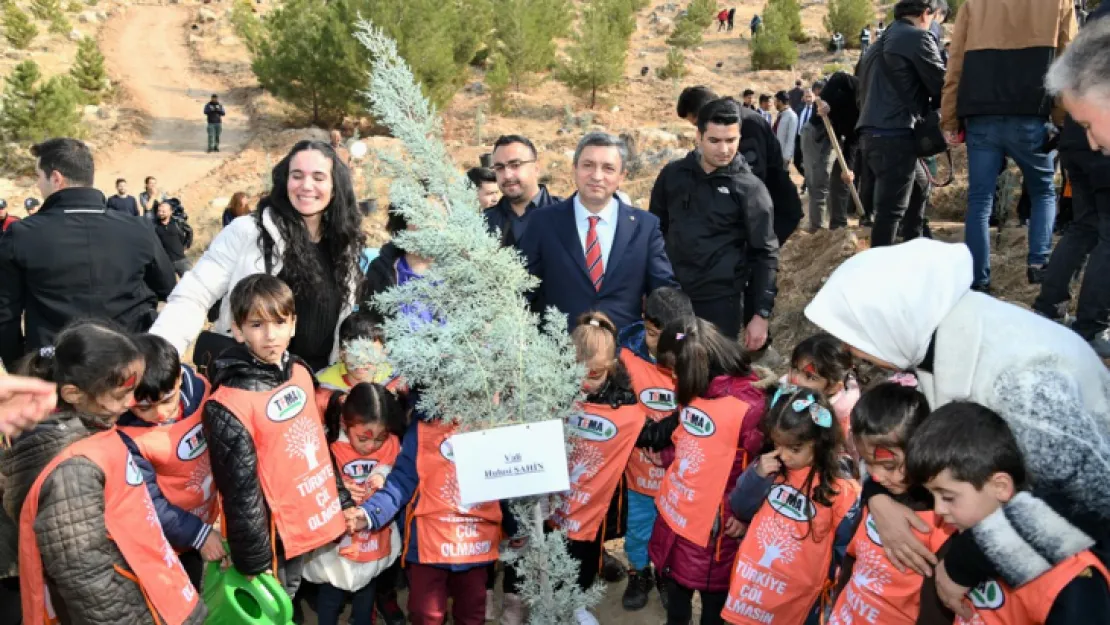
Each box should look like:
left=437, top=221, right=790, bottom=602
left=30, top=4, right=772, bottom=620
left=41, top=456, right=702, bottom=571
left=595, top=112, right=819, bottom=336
left=773, top=91, right=799, bottom=168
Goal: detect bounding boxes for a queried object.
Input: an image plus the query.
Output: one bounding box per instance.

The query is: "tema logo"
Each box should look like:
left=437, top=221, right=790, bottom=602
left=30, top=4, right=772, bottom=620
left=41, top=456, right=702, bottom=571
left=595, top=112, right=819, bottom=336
left=440, top=439, right=456, bottom=463
left=176, top=423, right=207, bottom=461
left=680, top=406, right=716, bottom=437
left=567, top=413, right=617, bottom=442
left=266, top=386, right=308, bottom=422
left=865, top=513, right=882, bottom=546
left=968, top=581, right=1005, bottom=610
left=767, top=484, right=816, bottom=522
left=343, top=459, right=377, bottom=483
left=125, top=454, right=144, bottom=486
left=640, top=388, right=677, bottom=412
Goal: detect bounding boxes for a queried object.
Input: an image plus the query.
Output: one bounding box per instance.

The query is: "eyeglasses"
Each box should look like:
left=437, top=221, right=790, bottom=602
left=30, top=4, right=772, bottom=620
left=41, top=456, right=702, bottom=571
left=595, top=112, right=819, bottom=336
left=491, top=159, right=536, bottom=173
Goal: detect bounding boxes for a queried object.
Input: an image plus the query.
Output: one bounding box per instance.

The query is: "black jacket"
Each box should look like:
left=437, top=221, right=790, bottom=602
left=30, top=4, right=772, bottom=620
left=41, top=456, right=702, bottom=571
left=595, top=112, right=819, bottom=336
left=739, top=107, right=803, bottom=245
left=482, top=185, right=561, bottom=248
left=856, top=19, right=946, bottom=131
left=0, top=188, right=177, bottom=367
left=819, top=71, right=863, bottom=157
left=359, top=241, right=403, bottom=308
left=202, top=346, right=353, bottom=575
left=204, top=102, right=225, bottom=124
left=649, top=151, right=779, bottom=317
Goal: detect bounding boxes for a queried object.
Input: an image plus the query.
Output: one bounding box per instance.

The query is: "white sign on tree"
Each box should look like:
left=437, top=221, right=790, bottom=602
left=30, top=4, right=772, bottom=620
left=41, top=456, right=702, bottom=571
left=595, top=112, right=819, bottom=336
left=451, top=420, right=571, bottom=507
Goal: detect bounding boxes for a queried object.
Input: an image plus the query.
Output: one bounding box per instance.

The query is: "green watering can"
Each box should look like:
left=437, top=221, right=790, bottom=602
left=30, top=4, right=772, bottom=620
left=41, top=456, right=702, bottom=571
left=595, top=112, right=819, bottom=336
left=202, top=560, right=294, bottom=625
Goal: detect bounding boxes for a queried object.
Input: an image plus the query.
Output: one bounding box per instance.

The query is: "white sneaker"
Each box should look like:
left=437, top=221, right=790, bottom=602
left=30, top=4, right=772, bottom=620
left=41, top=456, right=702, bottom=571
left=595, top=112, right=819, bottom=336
left=574, top=607, right=599, bottom=625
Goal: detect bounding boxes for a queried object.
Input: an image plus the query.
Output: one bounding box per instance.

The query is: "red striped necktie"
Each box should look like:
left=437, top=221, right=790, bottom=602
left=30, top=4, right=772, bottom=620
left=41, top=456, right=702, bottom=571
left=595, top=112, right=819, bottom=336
left=585, top=215, right=604, bottom=291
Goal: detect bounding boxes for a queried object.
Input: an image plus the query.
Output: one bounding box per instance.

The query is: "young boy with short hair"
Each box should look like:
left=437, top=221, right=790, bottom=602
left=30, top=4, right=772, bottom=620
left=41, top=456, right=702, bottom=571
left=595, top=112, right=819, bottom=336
left=906, top=402, right=1110, bottom=625
left=117, top=333, right=222, bottom=589
left=616, top=286, right=694, bottom=610
left=202, top=274, right=352, bottom=597
left=317, top=309, right=394, bottom=392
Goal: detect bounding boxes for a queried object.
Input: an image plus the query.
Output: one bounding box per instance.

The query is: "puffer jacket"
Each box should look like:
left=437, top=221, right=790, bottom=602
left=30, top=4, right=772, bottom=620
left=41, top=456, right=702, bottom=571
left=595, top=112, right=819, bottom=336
left=647, top=374, right=768, bottom=592
left=14, top=411, right=206, bottom=625
left=856, top=19, right=946, bottom=131
left=203, top=345, right=354, bottom=575
left=0, top=414, right=92, bottom=579
left=940, top=0, right=1076, bottom=132
left=0, top=475, right=15, bottom=579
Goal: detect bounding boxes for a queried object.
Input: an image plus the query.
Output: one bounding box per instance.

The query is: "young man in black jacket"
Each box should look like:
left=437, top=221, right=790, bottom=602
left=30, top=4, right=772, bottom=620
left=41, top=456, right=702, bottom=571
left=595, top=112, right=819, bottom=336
left=855, top=0, right=946, bottom=247
left=0, top=138, right=176, bottom=368
left=482, top=135, right=561, bottom=248
left=650, top=98, right=779, bottom=349
left=675, top=86, right=803, bottom=246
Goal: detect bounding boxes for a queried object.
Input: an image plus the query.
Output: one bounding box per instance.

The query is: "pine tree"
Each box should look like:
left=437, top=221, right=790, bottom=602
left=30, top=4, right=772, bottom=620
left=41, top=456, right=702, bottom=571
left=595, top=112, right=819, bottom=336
left=229, top=0, right=262, bottom=48
left=454, top=0, right=493, bottom=66
left=0, top=60, right=82, bottom=144
left=557, top=0, right=630, bottom=108
left=493, top=0, right=572, bottom=89
left=824, top=0, right=873, bottom=48
left=248, top=0, right=366, bottom=125
left=486, top=51, right=511, bottom=113
left=751, top=1, right=798, bottom=70
left=49, top=11, right=70, bottom=35
left=768, top=0, right=805, bottom=43
left=3, top=4, right=37, bottom=49
left=70, top=36, right=107, bottom=103
left=684, top=0, right=717, bottom=29
left=666, top=12, right=703, bottom=48
left=29, top=0, right=61, bottom=21
left=354, top=20, right=604, bottom=623
left=656, top=45, right=687, bottom=80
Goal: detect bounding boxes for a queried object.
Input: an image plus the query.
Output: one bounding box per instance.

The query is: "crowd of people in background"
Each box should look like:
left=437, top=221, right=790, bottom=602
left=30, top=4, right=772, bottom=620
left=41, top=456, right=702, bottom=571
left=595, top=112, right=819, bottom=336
left=1, top=1, right=1110, bottom=625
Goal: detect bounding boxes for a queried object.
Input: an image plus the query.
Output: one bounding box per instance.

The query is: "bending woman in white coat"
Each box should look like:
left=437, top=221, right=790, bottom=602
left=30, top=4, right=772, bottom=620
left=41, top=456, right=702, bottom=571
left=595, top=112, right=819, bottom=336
left=151, top=140, right=366, bottom=370
left=804, top=239, right=1110, bottom=615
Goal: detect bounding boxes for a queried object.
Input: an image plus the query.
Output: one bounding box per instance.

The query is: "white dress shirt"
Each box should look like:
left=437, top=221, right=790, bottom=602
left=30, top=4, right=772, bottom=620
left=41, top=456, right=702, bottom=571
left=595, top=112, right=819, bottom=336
left=573, top=194, right=617, bottom=270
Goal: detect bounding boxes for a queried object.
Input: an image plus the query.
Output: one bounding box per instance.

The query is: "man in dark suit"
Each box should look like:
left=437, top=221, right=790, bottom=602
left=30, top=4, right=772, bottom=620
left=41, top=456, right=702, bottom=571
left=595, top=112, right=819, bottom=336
left=518, top=132, right=677, bottom=331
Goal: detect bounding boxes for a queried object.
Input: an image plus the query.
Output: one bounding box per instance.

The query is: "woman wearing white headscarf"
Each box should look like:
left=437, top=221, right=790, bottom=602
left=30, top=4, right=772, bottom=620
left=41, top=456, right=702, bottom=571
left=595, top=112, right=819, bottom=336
left=805, top=239, right=1110, bottom=615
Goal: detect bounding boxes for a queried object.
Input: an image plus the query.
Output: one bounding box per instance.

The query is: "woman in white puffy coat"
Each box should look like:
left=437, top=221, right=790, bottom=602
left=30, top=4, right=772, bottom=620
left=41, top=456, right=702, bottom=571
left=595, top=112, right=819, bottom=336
left=151, top=140, right=365, bottom=369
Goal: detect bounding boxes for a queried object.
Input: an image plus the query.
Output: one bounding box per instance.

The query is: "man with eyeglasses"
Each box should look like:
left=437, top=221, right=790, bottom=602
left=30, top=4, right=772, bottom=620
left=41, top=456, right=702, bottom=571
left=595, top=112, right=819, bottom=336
left=483, top=135, right=562, bottom=248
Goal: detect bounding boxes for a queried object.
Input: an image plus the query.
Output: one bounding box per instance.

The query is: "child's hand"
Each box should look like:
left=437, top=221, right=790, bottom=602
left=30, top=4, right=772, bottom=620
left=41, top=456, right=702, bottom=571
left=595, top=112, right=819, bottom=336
left=367, top=474, right=386, bottom=491
left=344, top=508, right=369, bottom=533
left=199, top=532, right=227, bottom=562
left=723, top=516, right=747, bottom=539
left=756, top=450, right=783, bottom=477
left=345, top=480, right=368, bottom=501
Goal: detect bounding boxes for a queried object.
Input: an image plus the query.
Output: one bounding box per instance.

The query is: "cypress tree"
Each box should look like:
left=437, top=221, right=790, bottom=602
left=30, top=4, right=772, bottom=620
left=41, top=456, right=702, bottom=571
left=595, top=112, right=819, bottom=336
left=3, top=4, right=37, bottom=49
left=486, top=51, right=511, bottom=113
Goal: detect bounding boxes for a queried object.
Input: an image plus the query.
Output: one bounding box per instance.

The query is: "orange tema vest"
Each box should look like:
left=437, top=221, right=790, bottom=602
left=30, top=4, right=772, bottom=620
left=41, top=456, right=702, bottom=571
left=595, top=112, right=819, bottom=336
left=656, top=396, right=748, bottom=548
left=209, top=363, right=346, bottom=560
left=550, top=402, right=646, bottom=541
left=723, top=470, right=860, bottom=625
left=955, top=551, right=1110, bottom=625
left=829, top=508, right=955, bottom=625
left=412, top=420, right=502, bottom=565
left=620, top=348, right=676, bottom=497
left=19, top=429, right=199, bottom=625
left=118, top=412, right=217, bottom=529
left=331, top=435, right=401, bottom=563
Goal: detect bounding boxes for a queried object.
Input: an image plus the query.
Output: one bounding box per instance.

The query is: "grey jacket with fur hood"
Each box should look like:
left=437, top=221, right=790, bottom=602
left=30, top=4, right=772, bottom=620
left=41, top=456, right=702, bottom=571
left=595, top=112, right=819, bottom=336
left=806, top=240, right=1110, bottom=588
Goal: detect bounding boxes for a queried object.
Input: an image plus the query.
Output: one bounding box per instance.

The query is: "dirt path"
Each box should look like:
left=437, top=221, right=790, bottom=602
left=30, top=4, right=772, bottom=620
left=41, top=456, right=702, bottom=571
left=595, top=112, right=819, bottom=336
left=94, top=5, right=248, bottom=195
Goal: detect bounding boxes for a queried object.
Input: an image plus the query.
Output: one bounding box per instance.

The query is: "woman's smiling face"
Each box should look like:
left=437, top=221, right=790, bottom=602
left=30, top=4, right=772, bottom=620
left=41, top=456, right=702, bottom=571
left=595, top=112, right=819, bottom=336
left=286, top=149, right=334, bottom=218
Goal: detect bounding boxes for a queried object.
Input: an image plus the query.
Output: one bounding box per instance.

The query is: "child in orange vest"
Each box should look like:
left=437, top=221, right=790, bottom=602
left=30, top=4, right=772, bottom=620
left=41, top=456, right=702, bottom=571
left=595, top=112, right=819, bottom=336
left=786, top=333, right=860, bottom=443
left=828, top=382, right=955, bottom=625
left=317, top=309, right=396, bottom=392
left=723, top=387, right=860, bottom=625
left=304, top=382, right=407, bottom=625
left=17, top=320, right=205, bottom=625
left=202, top=274, right=350, bottom=598
left=615, top=286, right=693, bottom=611
left=644, top=317, right=769, bottom=625
left=116, top=334, right=224, bottom=590
left=542, top=311, right=647, bottom=625
left=906, top=402, right=1110, bottom=625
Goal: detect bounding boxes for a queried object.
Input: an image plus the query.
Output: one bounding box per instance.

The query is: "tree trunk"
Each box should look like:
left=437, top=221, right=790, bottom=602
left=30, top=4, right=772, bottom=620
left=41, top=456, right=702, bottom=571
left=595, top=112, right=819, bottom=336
left=589, top=84, right=596, bottom=108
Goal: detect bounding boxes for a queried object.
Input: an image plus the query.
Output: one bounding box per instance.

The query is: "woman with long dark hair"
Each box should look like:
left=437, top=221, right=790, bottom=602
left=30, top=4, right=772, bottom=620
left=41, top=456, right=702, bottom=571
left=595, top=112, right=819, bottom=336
left=152, top=139, right=366, bottom=370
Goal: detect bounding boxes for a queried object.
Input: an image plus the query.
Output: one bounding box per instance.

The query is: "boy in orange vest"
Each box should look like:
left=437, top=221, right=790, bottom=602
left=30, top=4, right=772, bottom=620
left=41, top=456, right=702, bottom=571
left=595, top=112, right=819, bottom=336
left=202, top=274, right=352, bottom=599
left=615, top=286, right=693, bottom=610
left=117, top=334, right=224, bottom=590
left=906, top=402, right=1110, bottom=625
